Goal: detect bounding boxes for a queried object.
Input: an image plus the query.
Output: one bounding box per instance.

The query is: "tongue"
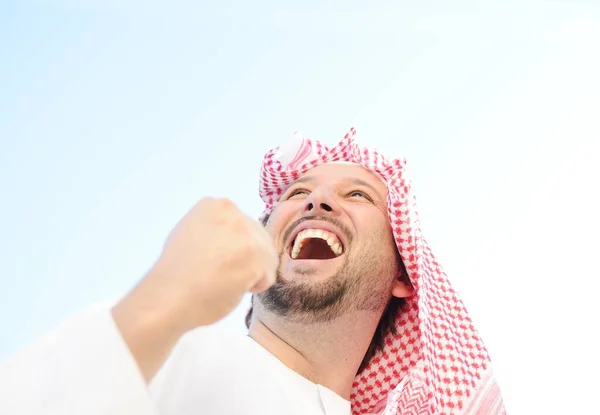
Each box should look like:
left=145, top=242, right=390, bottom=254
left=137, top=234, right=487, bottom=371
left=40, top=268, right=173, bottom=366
left=297, top=238, right=337, bottom=260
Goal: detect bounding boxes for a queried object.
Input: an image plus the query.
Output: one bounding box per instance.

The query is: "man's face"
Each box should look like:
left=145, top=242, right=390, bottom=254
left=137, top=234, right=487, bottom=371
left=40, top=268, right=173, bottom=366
left=257, top=163, right=402, bottom=323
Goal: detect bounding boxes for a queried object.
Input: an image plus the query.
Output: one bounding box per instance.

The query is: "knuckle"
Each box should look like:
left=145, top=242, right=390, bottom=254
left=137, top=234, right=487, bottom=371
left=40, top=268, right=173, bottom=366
left=216, top=198, right=236, bottom=209
left=198, top=196, right=217, bottom=206
left=201, top=197, right=236, bottom=213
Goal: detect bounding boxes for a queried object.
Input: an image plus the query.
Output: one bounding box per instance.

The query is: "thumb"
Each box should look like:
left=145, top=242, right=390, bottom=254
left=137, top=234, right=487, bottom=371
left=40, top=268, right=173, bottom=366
left=250, top=273, right=275, bottom=294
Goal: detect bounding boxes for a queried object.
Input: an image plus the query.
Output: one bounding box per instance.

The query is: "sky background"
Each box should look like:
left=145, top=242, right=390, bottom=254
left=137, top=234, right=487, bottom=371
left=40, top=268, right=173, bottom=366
left=1, top=1, right=599, bottom=413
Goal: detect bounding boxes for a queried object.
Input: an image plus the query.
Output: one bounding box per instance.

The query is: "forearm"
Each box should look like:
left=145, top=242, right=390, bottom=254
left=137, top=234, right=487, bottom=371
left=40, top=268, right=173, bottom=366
left=111, top=277, right=187, bottom=383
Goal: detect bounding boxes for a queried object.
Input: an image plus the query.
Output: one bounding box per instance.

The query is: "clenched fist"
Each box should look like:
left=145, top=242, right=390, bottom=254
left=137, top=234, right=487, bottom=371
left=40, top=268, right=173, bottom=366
left=112, top=198, right=278, bottom=381
left=154, top=197, right=277, bottom=327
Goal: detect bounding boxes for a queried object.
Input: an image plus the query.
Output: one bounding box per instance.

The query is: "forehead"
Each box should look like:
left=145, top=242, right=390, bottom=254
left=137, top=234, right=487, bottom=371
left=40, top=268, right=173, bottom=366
left=291, top=163, right=387, bottom=196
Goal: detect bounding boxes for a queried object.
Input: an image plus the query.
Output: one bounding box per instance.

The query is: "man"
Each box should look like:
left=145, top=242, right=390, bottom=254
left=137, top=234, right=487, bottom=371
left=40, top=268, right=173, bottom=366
left=0, top=127, right=505, bottom=414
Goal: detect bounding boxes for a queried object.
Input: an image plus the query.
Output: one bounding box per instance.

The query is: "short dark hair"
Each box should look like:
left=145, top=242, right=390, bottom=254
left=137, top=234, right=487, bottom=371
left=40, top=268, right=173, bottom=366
left=246, top=214, right=408, bottom=374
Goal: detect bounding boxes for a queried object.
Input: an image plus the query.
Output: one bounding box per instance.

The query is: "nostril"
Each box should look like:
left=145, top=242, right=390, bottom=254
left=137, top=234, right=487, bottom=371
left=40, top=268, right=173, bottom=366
left=307, top=203, right=314, bottom=211
left=320, top=203, right=332, bottom=212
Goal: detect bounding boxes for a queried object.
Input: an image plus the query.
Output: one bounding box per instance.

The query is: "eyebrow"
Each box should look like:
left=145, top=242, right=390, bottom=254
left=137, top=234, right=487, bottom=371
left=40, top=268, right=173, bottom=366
left=291, top=176, right=384, bottom=199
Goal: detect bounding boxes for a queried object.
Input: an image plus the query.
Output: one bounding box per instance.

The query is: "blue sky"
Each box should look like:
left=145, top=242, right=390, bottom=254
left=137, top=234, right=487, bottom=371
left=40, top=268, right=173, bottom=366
left=1, top=1, right=599, bottom=413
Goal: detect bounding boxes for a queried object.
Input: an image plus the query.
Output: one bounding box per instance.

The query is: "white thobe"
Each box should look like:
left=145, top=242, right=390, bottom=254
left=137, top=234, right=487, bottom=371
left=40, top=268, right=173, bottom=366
left=0, top=304, right=351, bottom=415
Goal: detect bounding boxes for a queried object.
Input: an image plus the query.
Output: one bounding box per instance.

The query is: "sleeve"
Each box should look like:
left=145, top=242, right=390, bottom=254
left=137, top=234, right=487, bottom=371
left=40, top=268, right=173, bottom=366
left=0, top=302, right=157, bottom=415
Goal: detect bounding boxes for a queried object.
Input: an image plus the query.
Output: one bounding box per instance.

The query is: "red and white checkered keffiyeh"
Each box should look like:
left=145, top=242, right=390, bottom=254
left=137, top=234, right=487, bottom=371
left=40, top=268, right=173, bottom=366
left=257, top=127, right=506, bottom=415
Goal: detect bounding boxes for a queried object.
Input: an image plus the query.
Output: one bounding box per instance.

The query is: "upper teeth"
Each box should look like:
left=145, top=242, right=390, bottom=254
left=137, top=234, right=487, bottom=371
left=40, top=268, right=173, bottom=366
left=290, top=229, right=343, bottom=259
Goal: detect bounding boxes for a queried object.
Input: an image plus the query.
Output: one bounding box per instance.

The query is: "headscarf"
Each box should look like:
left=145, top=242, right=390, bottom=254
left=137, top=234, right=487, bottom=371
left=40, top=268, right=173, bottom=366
left=257, top=127, right=506, bottom=415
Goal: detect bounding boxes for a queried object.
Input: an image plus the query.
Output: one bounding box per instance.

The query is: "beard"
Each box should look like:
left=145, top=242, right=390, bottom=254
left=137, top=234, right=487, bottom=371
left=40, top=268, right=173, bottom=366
left=257, top=245, right=396, bottom=323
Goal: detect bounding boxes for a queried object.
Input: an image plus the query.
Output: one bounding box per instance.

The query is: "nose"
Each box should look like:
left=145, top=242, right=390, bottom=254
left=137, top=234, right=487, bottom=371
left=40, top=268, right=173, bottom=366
left=303, top=185, right=342, bottom=217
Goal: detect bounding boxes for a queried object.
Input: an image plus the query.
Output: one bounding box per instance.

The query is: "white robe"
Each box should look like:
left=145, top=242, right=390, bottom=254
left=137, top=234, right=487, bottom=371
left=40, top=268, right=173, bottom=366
left=0, top=303, right=351, bottom=415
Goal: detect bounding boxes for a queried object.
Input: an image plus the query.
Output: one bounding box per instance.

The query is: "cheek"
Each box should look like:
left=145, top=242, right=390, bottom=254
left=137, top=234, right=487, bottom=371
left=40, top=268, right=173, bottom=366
left=351, top=210, right=393, bottom=245
left=264, top=214, right=281, bottom=240
left=264, top=204, right=296, bottom=247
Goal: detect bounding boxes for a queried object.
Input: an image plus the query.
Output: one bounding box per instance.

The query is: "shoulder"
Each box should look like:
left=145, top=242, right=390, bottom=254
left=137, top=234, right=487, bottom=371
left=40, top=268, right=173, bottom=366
left=148, top=326, right=247, bottom=405
left=156, top=326, right=245, bottom=376
left=149, top=325, right=260, bottom=389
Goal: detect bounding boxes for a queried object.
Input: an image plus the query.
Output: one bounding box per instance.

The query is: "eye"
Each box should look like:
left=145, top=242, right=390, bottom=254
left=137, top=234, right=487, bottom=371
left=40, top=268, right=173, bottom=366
left=348, top=190, right=373, bottom=201
left=287, top=188, right=310, bottom=199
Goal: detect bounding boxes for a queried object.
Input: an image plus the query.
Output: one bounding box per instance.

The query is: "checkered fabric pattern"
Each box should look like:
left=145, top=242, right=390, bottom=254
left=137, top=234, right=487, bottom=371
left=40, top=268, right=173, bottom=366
left=257, top=127, right=506, bottom=415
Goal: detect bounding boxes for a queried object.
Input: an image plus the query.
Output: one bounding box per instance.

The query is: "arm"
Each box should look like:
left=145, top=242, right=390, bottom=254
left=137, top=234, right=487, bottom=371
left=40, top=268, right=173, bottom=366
left=0, top=303, right=157, bottom=415
left=110, top=270, right=187, bottom=383
left=0, top=198, right=276, bottom=414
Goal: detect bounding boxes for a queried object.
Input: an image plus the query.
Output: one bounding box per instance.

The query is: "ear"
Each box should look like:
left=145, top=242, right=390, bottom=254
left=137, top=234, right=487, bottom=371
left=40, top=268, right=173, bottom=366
left=391, top=276, right=414, bottom=299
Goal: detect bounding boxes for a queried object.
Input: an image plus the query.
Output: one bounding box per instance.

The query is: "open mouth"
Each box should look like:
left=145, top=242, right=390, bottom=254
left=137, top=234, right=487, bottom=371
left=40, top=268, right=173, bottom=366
left=289, top=229, right=345, bottom=260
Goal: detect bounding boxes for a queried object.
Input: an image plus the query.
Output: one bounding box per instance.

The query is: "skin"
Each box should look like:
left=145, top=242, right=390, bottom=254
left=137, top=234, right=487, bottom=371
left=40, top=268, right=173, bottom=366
left=111, top=164, right=412, bottom=399
left=250, top=163, right=413, bottom=399
left=112, top=198, right=278, bottom=381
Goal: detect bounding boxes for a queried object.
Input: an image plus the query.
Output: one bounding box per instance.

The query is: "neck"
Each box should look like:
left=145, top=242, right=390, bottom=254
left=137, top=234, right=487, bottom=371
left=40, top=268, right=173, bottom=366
left=248, top=303, right=381, bottom=400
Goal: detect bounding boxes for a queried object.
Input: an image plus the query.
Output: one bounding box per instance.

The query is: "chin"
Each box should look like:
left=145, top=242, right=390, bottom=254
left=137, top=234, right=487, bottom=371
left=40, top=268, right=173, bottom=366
left=281, top=256, right=346, bottom=283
